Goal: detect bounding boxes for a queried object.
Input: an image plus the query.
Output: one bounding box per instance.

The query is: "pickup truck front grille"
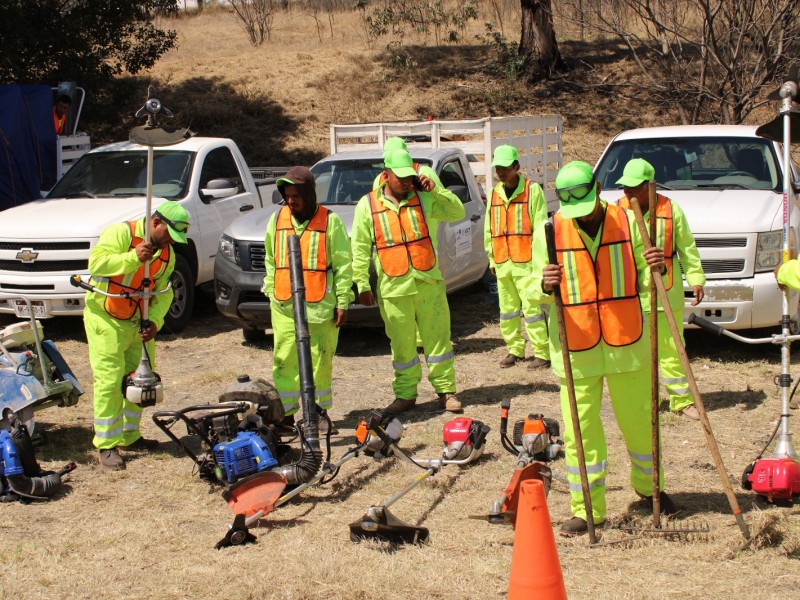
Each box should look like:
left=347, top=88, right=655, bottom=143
left=694, top=238, right=747, bottom=248
left=248, top=244, right=266, bottom=272
left=0, top=259, right=89, bottom=272
left=0, top=241, right=91, bottom=251
left=699, top=259, right=745, bottom=274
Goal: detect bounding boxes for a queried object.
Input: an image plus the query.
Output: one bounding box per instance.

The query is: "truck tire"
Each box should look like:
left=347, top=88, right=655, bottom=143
left=242, top=327, right=267, bottom=343
left=163, top=254, right=194, bottom=334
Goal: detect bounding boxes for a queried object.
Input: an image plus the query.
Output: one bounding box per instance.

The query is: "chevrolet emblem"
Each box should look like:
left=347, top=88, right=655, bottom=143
left=16, top=248, right=39, bottom=263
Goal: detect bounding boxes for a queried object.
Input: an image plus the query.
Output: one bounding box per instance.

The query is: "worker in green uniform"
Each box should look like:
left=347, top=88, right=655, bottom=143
left=84, top=202, right=190, bottom=470
left=263, top=166, right=353, bottom=432
left=616, top=158, right=706, bottom=420
left=352, top=148, right=465, bottom=414
left=484, top=144, right=551, bottom=369
left=528, top=160, right=677, bottom=535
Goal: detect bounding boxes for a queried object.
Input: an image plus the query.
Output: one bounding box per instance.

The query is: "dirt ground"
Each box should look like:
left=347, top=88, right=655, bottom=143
left=1, top=285, right=799, bottom=600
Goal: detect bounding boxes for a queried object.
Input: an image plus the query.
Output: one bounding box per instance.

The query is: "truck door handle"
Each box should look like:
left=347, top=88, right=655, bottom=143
left=470, top=213, right=481, bottom=222
left=240, top=205, right=254, bottom=212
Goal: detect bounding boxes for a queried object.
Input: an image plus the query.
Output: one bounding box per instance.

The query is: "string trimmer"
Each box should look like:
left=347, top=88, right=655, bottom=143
left=70, top=85, right=191, bottom=408
left=349, top=416, right=490, bottom=544
left=469, top=399, right=563, bottom=525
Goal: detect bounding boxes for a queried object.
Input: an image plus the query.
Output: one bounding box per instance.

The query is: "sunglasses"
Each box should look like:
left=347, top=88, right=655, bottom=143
left=155, top=211, right=190, bottom=233
left=556, top=180, right=595, bottom=203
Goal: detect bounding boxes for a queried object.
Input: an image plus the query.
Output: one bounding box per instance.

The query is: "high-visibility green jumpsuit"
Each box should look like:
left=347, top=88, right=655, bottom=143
left=351, top=182, right=465, bottom=401
left=263, top=207, right=353, bottom=415
left=528, top=202, right=664, bottom=524
left=777, top=259, right=800, bottom=289
left=619, top=195, right=705, bottom=413
left=484, top=177, right=550, bottom=361
left=84, top=220, right=174, bottom=450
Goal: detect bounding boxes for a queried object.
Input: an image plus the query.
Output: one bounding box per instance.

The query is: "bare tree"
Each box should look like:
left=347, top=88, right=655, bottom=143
left=560, top=0, right=800, bottom=124
left=519, top=0, right=564, bottom=83
left=228, top=0, right=278, bottom=46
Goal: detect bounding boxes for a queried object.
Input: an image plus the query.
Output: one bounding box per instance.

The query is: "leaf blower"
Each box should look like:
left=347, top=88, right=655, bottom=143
left=0, top=416, right=76, bottom=502
left=349, top=416, right=490, bottom=545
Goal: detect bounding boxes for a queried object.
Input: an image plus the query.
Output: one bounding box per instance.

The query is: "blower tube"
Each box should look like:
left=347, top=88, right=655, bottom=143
left=1, top=425, right=69, bottom=500
left=271, top=234, right=323, bottom=485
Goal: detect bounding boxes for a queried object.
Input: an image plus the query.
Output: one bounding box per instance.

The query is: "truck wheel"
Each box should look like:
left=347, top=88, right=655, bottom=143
left=163, top=254, right=195, bottom=334
left=242, top=327, right=267, bottom=343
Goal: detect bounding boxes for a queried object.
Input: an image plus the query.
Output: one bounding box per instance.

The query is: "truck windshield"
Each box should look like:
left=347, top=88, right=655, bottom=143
left=595, top=137, right=780, bottom=192
left=310, top=158, right=433, bottom=205
left=48, top=150, right=194, bottom=199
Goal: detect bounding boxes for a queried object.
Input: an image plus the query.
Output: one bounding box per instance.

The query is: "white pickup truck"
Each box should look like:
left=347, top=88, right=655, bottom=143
left=0, top=137, right=268, bottom=332
left=595, top=124, right=800, bottom=330
left=214, top=115, right=563, bottom=341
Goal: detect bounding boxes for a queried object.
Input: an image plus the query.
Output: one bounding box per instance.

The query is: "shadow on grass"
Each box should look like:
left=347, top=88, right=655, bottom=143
left=83, top=75, right=321, bottom=166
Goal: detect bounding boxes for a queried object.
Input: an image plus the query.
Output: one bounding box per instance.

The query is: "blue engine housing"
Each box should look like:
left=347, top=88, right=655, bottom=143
left=0, top=429, right=23, bottom=477
left=213, top=431, right=278, bottom=483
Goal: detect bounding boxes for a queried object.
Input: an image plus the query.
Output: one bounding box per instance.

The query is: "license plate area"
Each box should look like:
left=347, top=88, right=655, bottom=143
left=14, top=300, right=47, bottom=319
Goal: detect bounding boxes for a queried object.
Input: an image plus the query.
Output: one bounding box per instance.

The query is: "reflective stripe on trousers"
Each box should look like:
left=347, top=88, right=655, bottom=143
left=496, top=271, right=549, bottom=359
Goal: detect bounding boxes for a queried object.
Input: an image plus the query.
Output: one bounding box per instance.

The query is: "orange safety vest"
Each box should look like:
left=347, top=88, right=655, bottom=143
left=53, top=110, right=65, bottom=135
left=369, top=190, right=436, bottom=277
left=377, top=162, right=421, bottom=185
left=490, top=179, right=532, bottom=264
left=103, top=221, right=172, bottom=320
left=618, top=194, right=674, bottom=290
left=554, top=204, right=643, bottom=352
left=273, top=205, right=330, bottom=303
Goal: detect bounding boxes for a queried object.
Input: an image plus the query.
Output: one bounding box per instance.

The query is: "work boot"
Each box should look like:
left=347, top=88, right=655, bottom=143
left=499, top=354, right=519, bottom=368
left=274, top=415, right=297, bottom=437
left=384, top=398, right=417, bottom=415
left=527, top=357, right=552, bottom=370
left=640, top=491, right=679, bottom=516
left=679, top=405, right=700, bottom=420
left=438, top=393, right=463, bottom=413
left=121, top=437, right=160, bottom=451
left=559, top=516, right=604, bottom=537
left=98, top=448, right=125, bottom=471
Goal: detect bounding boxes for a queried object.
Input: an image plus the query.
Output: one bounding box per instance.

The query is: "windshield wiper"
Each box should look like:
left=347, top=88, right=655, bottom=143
left=693, top=182, right=750, bottom=190
left=63, top=191, right=96, bottom=198
left=656, top=182, right=673, bottom=190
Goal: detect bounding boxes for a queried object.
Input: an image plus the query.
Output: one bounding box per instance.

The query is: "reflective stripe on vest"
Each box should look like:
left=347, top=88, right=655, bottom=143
left=101, top=221, right=172, bottom=320
left=273, top=205, right=330, bottom=303
left=618, top=193, right=674, bottom=289
left=490, top=179, right=532, bottom=264
left=554, top=205, right=643, bottom=352
left=369, top=191, right=436, bottom=277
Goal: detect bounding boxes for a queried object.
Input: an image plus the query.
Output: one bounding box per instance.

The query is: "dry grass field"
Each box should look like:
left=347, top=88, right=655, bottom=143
left=3, top=6, right=800, bottom=600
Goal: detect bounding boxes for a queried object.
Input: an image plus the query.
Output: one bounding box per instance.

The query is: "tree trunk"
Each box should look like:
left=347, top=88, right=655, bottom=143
left=519, top=0, right=564, bottom=83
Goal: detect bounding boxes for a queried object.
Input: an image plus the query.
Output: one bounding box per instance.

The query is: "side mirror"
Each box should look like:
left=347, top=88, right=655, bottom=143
left=200, top=178, right=238, bottom=200
left=272, top=189, right=284, bottom=205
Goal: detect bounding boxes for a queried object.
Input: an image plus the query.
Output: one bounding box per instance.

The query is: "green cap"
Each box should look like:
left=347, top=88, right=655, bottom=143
left=154, top=201, right=190, bottom=244
left=491, top=145, right=519, bottom=168
left=384, top=149, right=417, bottom=178
left=616, top=158, right=655, bottom=187
left=555, top=161, right=597, bottom=220
left=383, top=137, right=408, bottom=157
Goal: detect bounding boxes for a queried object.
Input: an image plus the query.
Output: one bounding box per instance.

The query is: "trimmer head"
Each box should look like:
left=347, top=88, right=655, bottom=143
left=349, top=507, right=429, bottom=545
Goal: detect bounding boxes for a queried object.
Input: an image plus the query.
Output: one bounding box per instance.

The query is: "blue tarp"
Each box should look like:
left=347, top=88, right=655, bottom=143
left=0, top=84, right=58, bottom=211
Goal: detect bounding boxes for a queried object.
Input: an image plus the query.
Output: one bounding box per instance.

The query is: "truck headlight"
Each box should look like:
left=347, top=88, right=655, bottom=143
left=755, top=230, right=782, bottom=272
left=219, top=234, right=240, bottom=265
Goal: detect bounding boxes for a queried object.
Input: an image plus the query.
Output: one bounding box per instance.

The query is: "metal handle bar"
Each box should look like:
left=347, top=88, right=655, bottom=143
left=69, top=274, right=171, bottom=299
left=689, top=312, right=800, bottom=345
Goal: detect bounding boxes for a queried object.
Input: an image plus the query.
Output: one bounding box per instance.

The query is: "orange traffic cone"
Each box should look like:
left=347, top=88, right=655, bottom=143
left=508, top=479, right=567, bottom=600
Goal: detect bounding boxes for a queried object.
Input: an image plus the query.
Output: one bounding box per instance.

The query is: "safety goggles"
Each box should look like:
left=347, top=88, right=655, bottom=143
left=155, top=211, right=190, bottom=233
left=556, top=180, right=595, bottom=203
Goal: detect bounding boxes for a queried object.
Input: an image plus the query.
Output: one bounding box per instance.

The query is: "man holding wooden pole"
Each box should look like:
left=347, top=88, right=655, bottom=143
left=528, top=160, right=678, bottom=536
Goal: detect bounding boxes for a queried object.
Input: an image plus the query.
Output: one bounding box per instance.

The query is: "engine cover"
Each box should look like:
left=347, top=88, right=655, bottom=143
left=443, top=417, right=487, bottom=460
left=744, top=457, right=800, bottom=500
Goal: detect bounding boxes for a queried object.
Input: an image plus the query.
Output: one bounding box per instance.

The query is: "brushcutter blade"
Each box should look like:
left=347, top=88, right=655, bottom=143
left=215, top=514, right=257, bottom=549
left=467, top=511, right=516, bottom=524
left=349, top=507, right=429, bottom=545
left=499, top=463, right=552, bottom=526
left=222, top=471, right=287, bottom=518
